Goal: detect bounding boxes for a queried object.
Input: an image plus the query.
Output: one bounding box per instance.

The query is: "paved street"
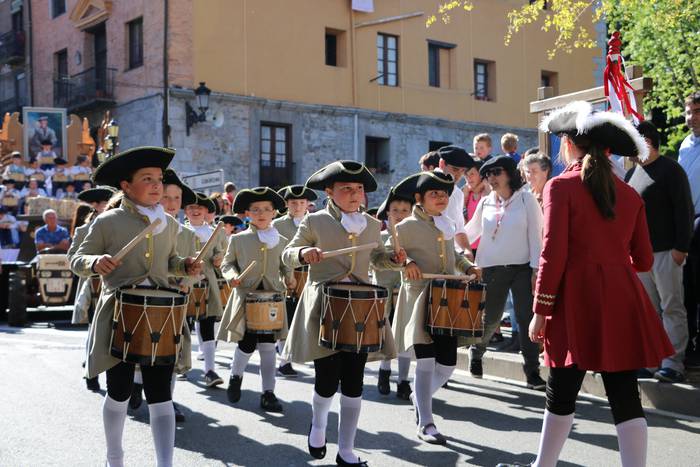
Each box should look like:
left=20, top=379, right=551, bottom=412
left=1, top=324, right=698, bottom=467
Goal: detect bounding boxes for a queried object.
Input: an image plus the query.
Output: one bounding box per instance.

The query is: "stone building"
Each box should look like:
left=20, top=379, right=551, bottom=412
left=27, top=0, right=601, bottom=203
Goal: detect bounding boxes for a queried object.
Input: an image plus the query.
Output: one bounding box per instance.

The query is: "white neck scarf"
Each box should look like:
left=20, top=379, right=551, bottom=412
left=340, top=211, right=367, bottom=235
left=293, top=216, right=303, bottom=227
left=192, top=223, right=213, bottom=244
left=257, top=226, right=280, bottom=249
left=431, top=213, right=456, bottom=241
left=135, top=203, right=167, bottom=236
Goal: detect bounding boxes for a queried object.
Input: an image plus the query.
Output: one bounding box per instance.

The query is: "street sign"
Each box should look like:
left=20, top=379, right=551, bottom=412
left=182, top=169, right=225, bottom=195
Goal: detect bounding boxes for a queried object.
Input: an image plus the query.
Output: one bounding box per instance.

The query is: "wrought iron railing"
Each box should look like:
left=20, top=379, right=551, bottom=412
left=0, top=29, right=25, bottom=65
left=53, top=67, right=116, bottom=110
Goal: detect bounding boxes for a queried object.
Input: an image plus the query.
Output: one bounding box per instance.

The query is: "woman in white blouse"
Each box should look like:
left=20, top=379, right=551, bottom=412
left=465, top=155, right=546, bottom=389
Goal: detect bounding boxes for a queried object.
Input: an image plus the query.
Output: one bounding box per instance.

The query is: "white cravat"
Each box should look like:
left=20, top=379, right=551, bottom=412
left=192, top=224, right=213, bottom=244
left=340, top=212, right=367, bottom=235
left=135, top=203, right=167, bottom=236
left=432, top=213, right=456, bottom=241
left=293, top=216, right=303, bottom=227
left=257, top=226, right=280, bottom=249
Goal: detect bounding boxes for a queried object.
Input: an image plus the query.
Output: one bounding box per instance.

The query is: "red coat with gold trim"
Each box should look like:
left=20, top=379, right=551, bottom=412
left=534, top=162, right=673, bottom=371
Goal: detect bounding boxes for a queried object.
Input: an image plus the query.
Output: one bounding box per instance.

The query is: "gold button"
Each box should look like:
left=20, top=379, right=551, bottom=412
left=145, top=252, right=151, bottom=258
left=438, top=254, right=443, bottom=258
left=348, top=234, right=353, bottom=239
left=349, top=253, right=354, bottom=257
left=260, top=247, right=266, bottom=251
left=146, top=234, right=151, bottom=239
left=438, top=235, right=443, bottom=240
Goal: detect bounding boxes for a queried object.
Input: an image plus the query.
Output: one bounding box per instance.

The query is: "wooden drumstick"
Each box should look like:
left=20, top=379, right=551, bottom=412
left=193, top=221, right=224, bottom=264
left=422, top=273, right=477, bottom=281
left=235, top=260, right=258, bottom=282
left=322, top=242, right=378, bottom=259
left=112, top=218, right=162, bottom=262
left=390, top=220, right=401, bottom=255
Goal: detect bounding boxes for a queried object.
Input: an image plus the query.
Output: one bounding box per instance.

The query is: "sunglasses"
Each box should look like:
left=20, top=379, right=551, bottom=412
left=484, top=167, right=504, bottom=177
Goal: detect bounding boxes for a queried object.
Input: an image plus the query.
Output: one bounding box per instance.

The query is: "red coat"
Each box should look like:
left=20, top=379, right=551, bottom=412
left=534, top=162, right=673, bottom=372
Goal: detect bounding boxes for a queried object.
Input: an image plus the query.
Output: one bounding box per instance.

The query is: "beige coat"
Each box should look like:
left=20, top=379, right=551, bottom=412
left=172, top=224, right=197, bottom=374
left=217, top=225, right=291, bottom=343
left=281, top=201, right=402, bottom=363
left=191, top=226, right=224, bottom=319
left=70, top=197, right=188, bottom=378
left=372, top=231, right=401, bottom=314
left=272, top=214, right=300, bottom=241
left=68, top=222, right=92, bottom=324
left=392, top=205, right=473, bottom=353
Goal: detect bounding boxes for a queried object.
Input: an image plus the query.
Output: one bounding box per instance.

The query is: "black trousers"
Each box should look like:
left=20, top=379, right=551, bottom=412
left=238, top=332, right=275, bottom=354
left=198, top=316, right=217, bottom=342
left=684, top=215, right=700, bottom=354
left=314, top=352, right=368, bottom=398
left=546, top=366, right=644, bottom=425
left=414, top=334, right=458, bottom=366
left=106, top=361, right=173, bottom=404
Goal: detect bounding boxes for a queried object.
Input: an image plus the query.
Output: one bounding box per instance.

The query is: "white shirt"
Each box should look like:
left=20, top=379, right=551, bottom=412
left=434, top=168, right=466, bottom=238
left=465, top=189, right=543, bottom=268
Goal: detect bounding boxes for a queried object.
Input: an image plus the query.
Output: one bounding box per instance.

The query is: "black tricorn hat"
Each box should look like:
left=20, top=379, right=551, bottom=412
left=188, top=191, right=217, bottom=213
left=305, top=160, right=378, bottom=192
left=163, top=168, right=197, bottom=207
left=366, top=207, right=378, bottom=217
left=540, top=100, right=648, bottom=161
left=77, top=185, right=116, bottom=204
left=479, top=155, right=518, bottom=178
left=437, top=145, right=475, bottom=169
left=233, top=186, right=286, bottom=214
left=219, top=215, right=245, bottom=227
left=93, top=146, right=175, bottom=188
left=376, top=187, right=415, bottom=221
left=394, top=171, right=455, bottom=198
left=54, top=157, right=67, bottom=165
left=277, top=184, right=318, bottom=201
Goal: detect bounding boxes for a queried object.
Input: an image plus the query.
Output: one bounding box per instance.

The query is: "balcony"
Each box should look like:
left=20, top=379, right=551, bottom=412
left=53, top=67, right=116, bottom=112
left=0, top=30, right=25, bottom=65
left=0, top=69, right=28, bottom=116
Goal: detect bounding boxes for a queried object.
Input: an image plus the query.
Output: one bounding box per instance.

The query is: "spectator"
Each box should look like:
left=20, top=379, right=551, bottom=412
left=24, top=157, right=47, bottom=182
left=626, top=121, right=694, bottom=383
left=37, top=139, right=58, bottom=171
left=34, top=209, right=70, bottom=252
left=501, top=133, right=521, bottom=164
left=2, top=152, right=26, bottom=182
left=71, top=155, right=93, bottom=183
left=465, top=156, right=545, bottom=388
left=473, top=133, right=493, bottom=162
left=224, top=182, right=237, bottom=208
left=1, top=180, right=21, bottom=215
left=462, top=159, right=489, bottom=255
left=50, top=158, right=71, bottom=196
left=523, top=152, right=553, bottom=208
left=418, top=150, right=440, bottom=171
left=436, top=145, right=474, bottom=253
left=675, top=90, right=700, bottom=366
left=20, top=178, right=48, bottom=199
left=56, top=182, right=79, bottom=200
left=0, top=207, right=20, bottom=248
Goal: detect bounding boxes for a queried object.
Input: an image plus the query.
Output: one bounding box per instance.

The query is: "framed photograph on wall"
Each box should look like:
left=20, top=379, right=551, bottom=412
left=22, top=107, right=68, bottom=162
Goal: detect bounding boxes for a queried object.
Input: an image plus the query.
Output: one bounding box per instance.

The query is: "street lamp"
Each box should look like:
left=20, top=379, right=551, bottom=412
left=186, top=81, right=211, bottom=135
left=107, top=119, right=119, bottom=138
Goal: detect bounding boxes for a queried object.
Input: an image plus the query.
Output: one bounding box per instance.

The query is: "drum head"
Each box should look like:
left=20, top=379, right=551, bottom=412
left=323, top=282, right=388, bottom=299
left=117, top=285, right=187, bottom=306
left=246, top=291, right=284, bottom=302
left=431, top=279, right=485, bottom=291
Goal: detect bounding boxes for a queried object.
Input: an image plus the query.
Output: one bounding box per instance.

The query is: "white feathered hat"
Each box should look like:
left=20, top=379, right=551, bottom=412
left=540, top=101, right=648, bottom=161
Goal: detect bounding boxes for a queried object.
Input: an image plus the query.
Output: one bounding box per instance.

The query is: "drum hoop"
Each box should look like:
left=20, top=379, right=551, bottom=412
left=245, top=292, right=284, bottom=302
left=116, top=285, right=188, bottom=306
left=295, top=265, right=309, bottom=272
left=430, top=279, right=485, bottom=290
left=322, top=282, right=389, bottom=300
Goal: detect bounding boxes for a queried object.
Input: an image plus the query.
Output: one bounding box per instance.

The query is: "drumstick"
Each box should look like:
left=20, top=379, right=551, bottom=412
left=322, top=242, right=378, bottom=259
left=193, top=221, right=224, bottom=264
left=390, top=220, right=401, bottom=255
left=112, top=218, right=162, bottom=262
left=235, top=260, right=258, bottom=282
left=422, top=273, right=477, bottom=281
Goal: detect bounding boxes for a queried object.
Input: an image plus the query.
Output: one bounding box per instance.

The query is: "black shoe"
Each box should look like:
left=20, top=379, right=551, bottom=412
left=85, top=376, right=100, bottom=392
left=490, top=333, right=504, bottom=344
left=307, top=424, right=326, bottom=459
left=129, top=383, right=143, bottom=409
left=377, top=369, right=391, bottom=395
left=526, top=372, right=546, bottom=390
left=470, top=359, right=483, bottom=378
left=173, top=403, right=185, bottom=423
left=637, top=368, right=655, bottom=379
left=227, top=375, right=242, bottom=403
left=335, top=453, right=368, bottom=466
left=396, top=380, right=412, bottom=400
left=260, top=391, right=283, bottom=412
left=417, top=423, right=447, bottom=445
left=277, top=363, right=298, bottom=377
left=442, top=381, right=450, bottom=389
left=205, top=370, right=224, bottom=387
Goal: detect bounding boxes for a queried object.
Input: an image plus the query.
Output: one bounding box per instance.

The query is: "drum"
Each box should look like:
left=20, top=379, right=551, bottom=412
left=292, top=265, right=308, bottom=298
left=320, top=282, right=388, bottom=353
left=218, top=277, right=232, bottom=307
left=73, top=172, right=90, bottom=181
left=52, top=172, right=69, bottom=183
left=26, top=196, right=51, bottom=216
left=111, top=286, right=188, bottom=365
left=30, top=173, right=45, bottom=182
left=90, top=275, right=102, bottom=296
left=58, top=199, right=78, bottom=220
left=8, top=173, right=25, bottom=183
left=245, top=291, right=285, bottom=334
left=426, top=279, right=486, bottom=338
left=1, top=195, right=18, bottom=207
left=186, top=280, right=208, bottom=320
left=39, top=155, right=55, bottom=166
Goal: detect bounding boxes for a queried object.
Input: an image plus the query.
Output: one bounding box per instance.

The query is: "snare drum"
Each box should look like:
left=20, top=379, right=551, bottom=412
left=26, top=196, right=52, bottom=216
left=245, top=291, right=285, bottom=333
left=218, top=277, right=232, bottom=308
left=320, top=282, right=388, bottom=353
left=90, top=276, right=102, bottom=296
left=111, top=286, right=188, bottom=365
left=426, top=279, right=486, bottom=338
left=292, top=265, right=308, bottom=298
left=186, top=280, right=208, bottom=320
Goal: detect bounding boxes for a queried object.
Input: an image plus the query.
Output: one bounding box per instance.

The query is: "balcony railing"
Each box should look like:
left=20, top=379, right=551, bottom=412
left=0, top=30, right=25, bottom=65
left=0, top=68, right=28, bottom=115
left=53, top=67, right=116, bottom=111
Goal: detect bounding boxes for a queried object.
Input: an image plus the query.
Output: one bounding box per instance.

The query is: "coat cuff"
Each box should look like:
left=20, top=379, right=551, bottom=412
left=533, top=291, right=556, bottom=316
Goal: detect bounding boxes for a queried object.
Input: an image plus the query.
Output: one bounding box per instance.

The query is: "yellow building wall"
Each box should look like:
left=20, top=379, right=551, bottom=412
left=192, top=0, right=600, bottom=129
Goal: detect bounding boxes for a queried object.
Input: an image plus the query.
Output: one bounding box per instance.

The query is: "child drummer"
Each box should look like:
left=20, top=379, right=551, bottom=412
left=217, top=187, right=292, bottom=412
left=272, top=184, right=318, bottom=377
left=282, top=160, right=406, bottom=467
left=373, top=187, right=414, bottom=400
left=184, top=192, right=225, bottom=388
left=392, top=171, right=481, bottom=445
left=70, top=146, right=202, bottom=467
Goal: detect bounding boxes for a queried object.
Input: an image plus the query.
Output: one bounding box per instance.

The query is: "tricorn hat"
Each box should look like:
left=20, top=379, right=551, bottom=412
left=437, top=145, right=476, bottom=169
left=305, top=160, right=378, bottom=192
left=376, top=186, right=415, bottom=221
left=93, top=146, right=175, bottom=188
left=233, top=186, right=286, bottom=214
left=163, top=169, right=197, bottom=207
left=77, top=185, right=116, bottom=204
left=277, top=184, right=318, bottom=201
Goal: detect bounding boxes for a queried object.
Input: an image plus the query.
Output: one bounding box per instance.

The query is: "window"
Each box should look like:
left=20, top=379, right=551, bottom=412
left=376, top=33, right=398, bottom=86
left=260, top=123, right=293, bottom=188
left=427, top=40, right=455, bottom=88
left=51, top=0, right=66, bottom=18
left=429, top=141, right=452, bottom=152
left=55, top=49, right=68, bottom=79
left=325, top=28, right=346, bottom=67
left=365, top=136, right=391, bottom=174
left=474, top=59, right=496, bottom=101
left=127, top=18, right=144, bottom=70
left=541, top=70, right=559, bottom=95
